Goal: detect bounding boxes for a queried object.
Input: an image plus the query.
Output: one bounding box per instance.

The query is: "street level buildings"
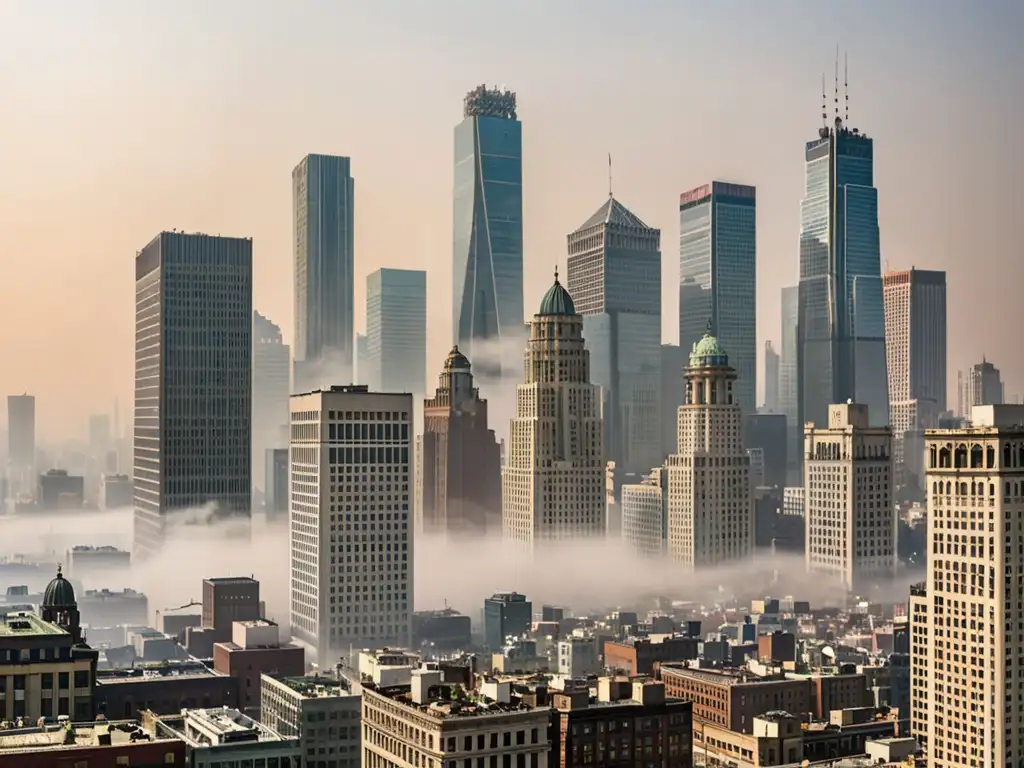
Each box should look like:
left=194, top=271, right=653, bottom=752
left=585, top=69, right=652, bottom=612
left=133, top=231, right=252, bottom=557
left=366, top=268, right=427, bottom=396
left=566, top=195, right=662, bottom=475
left=289, top=386, right=413, bottom=663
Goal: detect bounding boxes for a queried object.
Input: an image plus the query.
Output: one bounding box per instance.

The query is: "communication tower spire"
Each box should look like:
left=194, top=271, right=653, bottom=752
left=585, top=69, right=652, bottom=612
left=608, top=152, right=613, bottom=198
left=821, top=73, right=827, bottom=128
left=834, top=45, right=840, bottom=122
left=844, top=51, right=849, bottom=123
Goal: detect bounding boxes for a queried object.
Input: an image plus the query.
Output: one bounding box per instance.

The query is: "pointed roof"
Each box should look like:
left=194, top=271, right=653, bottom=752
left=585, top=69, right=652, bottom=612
left=575, top=196, right=652, bottom=232
left=538, top=268, right=576, bottom=316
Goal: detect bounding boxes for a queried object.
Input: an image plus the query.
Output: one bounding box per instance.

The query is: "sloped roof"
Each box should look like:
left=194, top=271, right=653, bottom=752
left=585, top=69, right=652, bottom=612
left=576, top=196, right=652, bottom=231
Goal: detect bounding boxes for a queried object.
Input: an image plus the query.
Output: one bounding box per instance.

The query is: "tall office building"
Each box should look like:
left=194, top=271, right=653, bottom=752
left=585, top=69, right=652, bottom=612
left=419, top=347, right=501, bottom=538
left=293, top=154, right=355, bottom=391
left=133, top=232, right=252, bottom=556
left=883, top=269, right=947, bottom=489
left=779, top=286, right=800, bottom=482
left=621, top=468, right=668, bottom=557
left=803, top=403, right=894, bottom=593
left=253, top=311, right=291, bottom=494
left=7, top=394, right=35, bottom=498
left=289, top=386, right=412, bottom=663
left=355, top=333, right=369, bottom=386
left=452, top=85, right=524, bottom=375
left=798, top=113, right=888, bottom=430
left=665, top=332, right=753, bottom=569
left=921, top=405, right=1024, bottom=765
left=366, top=268, right=427, bottom=396
left=566, top=196, right=661, bottom=476
left=763, top=341, right=780, bottom=413
left=660, top=345, right=686, bottom=460
left=502, top=274, right=604, bottom=548
left=678, top=181, right=757, bottom=415
left=958, top=359, right=1004, bottom=418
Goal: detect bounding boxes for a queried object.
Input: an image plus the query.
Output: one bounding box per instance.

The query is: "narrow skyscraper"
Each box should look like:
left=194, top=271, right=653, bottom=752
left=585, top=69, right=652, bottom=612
left=763, top=341, right=780, bottom=413
left=779, top=286, right=800, bottom=482
left=133, top=232, right=252, bottom=556
left=366, top=268, right=427, bottom=396
left=293, top=154, right=355, bottom=391
left=959, top=359, right=1004, bottom=417
left=452, top=85, right=523, bottom=374
left=419, top=347, right=501, bottom=538
left=798, top=109, right=888, bottom=429
left=678, top=181, right=757, bottom=414
left=566, top=195, right=661, bottom=475
left=7, top=394, right=35, bottom=498
left=502, top=273, right=604, bottom=548
left=252, top=311, right=290, bottom=495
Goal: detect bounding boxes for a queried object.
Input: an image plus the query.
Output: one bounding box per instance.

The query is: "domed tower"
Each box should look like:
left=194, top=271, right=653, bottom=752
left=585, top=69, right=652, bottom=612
left=41, top=565, right=83, bottom=643
left=438, top=346, right=476, bottom=410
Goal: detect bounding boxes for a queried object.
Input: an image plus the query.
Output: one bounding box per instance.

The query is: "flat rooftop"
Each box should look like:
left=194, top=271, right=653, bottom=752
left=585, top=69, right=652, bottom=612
left=368, top=683, right=543, bottom=720
left=0, top=719, right=175, bottom=754
left=0, top=613, right=65, bottom=638
left=660, top=666, right=787, bottom=686
left=272, top=675, right=354, bottom=699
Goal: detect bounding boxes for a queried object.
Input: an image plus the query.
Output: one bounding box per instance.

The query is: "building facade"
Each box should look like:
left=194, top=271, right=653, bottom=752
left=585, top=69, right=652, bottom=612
left=958, top=359, right=1004, bottom=418
left=665, top=332, right=754, bottom=569
left=419, top=347, right=501, bottom=538
left=289, top=386, right=413, bottom=663
left=261, top=674, right=361, bottom=768
left=133, top=231, right=252, bottom=556
left=566, top=196, right=661, bottom=476
left=763, top=341, right=779, bottom=413
left=502, top=274, right=605, bottom=548
left=779, top=285, right=801, bottom=483
left=798, top=115, right=888, bottom=431
left=366, top=268, right=427, bottom=396
left=453, top=85, right=524, bottom=375
left=621, top=468, right=668, bottom=557
left=253, top=310, right=291, bottom=494
left=660, top=345, right=686, bottom=460
left=293, top=153, right=355, bottom=390
left=803, top=403, right=894, bottom=593
left=264, top=448, right=288, bottom=521
left=678, top=181, right=757, bottom=415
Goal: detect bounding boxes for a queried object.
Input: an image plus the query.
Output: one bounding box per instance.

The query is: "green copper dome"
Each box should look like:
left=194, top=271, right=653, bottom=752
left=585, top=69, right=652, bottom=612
left=689, top=331, right=729, bottom=367
left=43, top=565, right=77, bottom=608
left=538, top=269, right=576, bottom=316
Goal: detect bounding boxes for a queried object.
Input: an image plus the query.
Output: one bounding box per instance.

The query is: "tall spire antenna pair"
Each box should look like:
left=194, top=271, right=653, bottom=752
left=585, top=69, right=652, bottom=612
left=822, top=48, right=850, bottom=126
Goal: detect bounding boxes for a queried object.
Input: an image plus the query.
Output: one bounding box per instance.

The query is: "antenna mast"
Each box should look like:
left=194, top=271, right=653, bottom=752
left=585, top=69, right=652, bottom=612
left=834, top=44, right=839, bottom=122
left=844, top=51, right=849, bottom=123
left=821, top=73, right=827, bottom=128
left=608, top=152, right=613, bottom=198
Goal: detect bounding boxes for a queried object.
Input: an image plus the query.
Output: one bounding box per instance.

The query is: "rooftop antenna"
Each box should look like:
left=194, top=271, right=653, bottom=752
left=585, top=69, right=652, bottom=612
left=844, top=51, right=849, bottom=123
left=834, top=44, right=840, bottom=122
left=608, top=152, right=613, bottom=198
left=821, top=73, right=827, bottom=128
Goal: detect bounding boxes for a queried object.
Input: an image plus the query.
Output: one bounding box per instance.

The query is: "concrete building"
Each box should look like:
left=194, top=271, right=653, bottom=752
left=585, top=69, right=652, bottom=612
left=958, top=359, right=1004, bottom=418
left=502, top=273, right=605, bottom=548
left=419, top=346, right=501, bottom=537
left=7, top=394, right=35, bottom=498
left=484, top=591, right=532, bottom=649
left=366, top=268, right=427, bottom=396
left=261, top=674, right=361, bottom=768
left=289, top=386, right=413, bottom=662
left=264, top=447, right=288, bottom=521
left=293, top=153, right=355, bottom=391
left=252, top=310, right=290, bottom=494
left=65, top=546, right=130, bottom=576
left=411, top=609, right=472, bottom=652
left=361, top=670, right=551, bottom=768
left=38, top=469, right=84, bottom=510
left=679, top=181, right=757, bottom=415
left=763, top=341, right=780, bottom=413
left=147, top=707, right=301, bottom=767
left=621, top=468, right=668, bottom=556
left=0, top=718, right=186, bottom=768
left=133, top=231, right=252, bottom=557
left=453, top=84, right=524, bottom=377
left=804, top=403, right=895, bottom=593
left=665, top=331, right=754, bottom=570
left=908, top=582, right=928, bottom=750
left=213, top=620, right=305, bottom=719
left=557, top=635, right=600, bottom=678
left=660, top=345, right=686, bottom=459
left=202, top=577, right=261, bottom=642
left=921, top=405, right=1024, bottom=766
left=100, top=473, right=133, bottom=510
left=566, top=195, right=662, bottom=476
left=743, top=413, right=787, bottom=488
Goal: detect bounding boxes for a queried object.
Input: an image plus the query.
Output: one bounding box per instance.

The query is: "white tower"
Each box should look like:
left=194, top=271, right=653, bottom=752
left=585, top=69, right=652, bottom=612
left=502, top=271, right=605, bottom=550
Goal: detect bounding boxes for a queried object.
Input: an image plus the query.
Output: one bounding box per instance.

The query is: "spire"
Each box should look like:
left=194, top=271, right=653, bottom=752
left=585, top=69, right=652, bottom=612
left=834, top=44, right=840, bottom=123
left=554, top=265, right=560, bottom=284
left=844, top=51, right=849, bottom=123
left=821, top=72, right=827, bottom=128
left=608, top=152, right=613, bottom=198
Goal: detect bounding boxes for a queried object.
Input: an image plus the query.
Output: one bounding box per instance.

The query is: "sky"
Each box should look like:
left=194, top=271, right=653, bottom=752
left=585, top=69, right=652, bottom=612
left=0, top=0, right=1021, bottom=440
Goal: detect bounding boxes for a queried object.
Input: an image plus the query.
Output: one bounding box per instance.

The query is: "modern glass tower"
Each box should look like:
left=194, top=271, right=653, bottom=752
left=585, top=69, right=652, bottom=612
left=293, top=154, right=355, bottom=391
left=567, top=196, right=661, bottom=476
left=798, top=115, right=888, bottom=429
left=678, top=181, right=757, bottom=415
left=452, top=85, right=523, bottom=375
left=366, top=268, right=427, bottom=396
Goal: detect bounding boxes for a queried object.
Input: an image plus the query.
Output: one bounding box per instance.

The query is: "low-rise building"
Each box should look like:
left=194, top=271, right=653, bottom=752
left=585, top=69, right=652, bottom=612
left=0, top=718, right=186, bottom=768
left=261, top=674, right=361, bottom=768
left=101, top=474, right=134, bottom=510
left=212, top=620, right=305, bottom=718
left=95, top=664, right=239, bottom=720
left=604, top=635, right=699, bottom=676
left=145, top=707, right=300, bottom=766
left=557, top=635, right=600, bottom=679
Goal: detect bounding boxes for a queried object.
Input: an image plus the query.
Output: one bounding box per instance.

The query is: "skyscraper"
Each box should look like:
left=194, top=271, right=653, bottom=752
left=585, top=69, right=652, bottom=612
left=959, top=359, right=1004, bottom=417
left=133, top=232, right=252, bottom=556
left=678, top=181, right=757, bottom=415
left=763, top=341, right=780, bottom=412
left=452, top=85, right=523, bottom=374
left=659, top=345, right=686, bottom=460
left=779, top=286, right=800, bottom=481
left=798, top=112, right=888, bottom=430
left=252, top=311, right=291, bottom=494
left=293, top=154, right=355, bottom=391
left=289, top=386, right=412, bottom=662
left=665, top=332, right=754, bottom=570
left=366, top=268, right=427, bottom=396
left=7, top=394, right=35, bottom=498
left=566, top=196, right=661, bottom=475
left=419, top=347, right=501, bottom=538
left=502, top=274, right=604, bottom=548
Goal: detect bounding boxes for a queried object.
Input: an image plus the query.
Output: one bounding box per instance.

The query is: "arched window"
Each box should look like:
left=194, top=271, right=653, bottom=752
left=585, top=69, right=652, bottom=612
left=955, top=444, right=968, bottom=468
left=1005, top=444, right=1013, bottom=468
left=971, top=445, right=983, bottom=468
left=939, top=446, right=952, bottom=468
left=930, top=446, right=938, bottom=468
left=987, top=445, right=996, bottom=469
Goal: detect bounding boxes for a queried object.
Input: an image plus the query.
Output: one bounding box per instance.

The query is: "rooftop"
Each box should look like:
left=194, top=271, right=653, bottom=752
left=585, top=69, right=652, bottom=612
left=366, top=682, right=542, bottom=720
left=155, top=707, right=292, bottom=746
left=0, top=719, right=176, bottom=754
left=0, top=612, right=66, bottom=638
left=271, top=675, right=354, bottom=699
left=575, top=196, right=654, bottom=232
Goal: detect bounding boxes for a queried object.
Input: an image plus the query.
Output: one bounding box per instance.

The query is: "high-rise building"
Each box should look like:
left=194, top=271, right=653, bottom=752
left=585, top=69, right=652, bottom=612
left=483, top=591, right=532, bottom=649
left=621, top=468, right=668, bottom=557
left=264, top=448, right=288, bottom=521
left=452, top=85, right=523, bottom=374
left=958, top=359, right=1004, bottom=418
left=798, top=114, right=888, bottom=430
left=660, top=345, right=686, bottom=461
left=763, top=341, right=780, bottom=413
left=293, top=154, right=355, bottom=391
left=355, top=333, right=369, bottom=386
left=678, top=181, right=757, bottom=415
left=803, top=403, right=894, bottom=593
left=133, top=232, right=252, bottom=557
left=253, top=311, right=291, bottom=494
left=779, top=286, right=800, bottom=482
left=366, top=268, right=427, bottom=396
left=921, top=405, right=1024, bottom=765
left=289, top=386, right=412, bottom=663
left=665, top=332, right=753, bottom=569
left=883, top=268, right=947, bottom=490
left=566, top=196, right=661, bottom=476
left=502, top=274, right=605, bottom=548
left=419, top=347, right=501, bottom=537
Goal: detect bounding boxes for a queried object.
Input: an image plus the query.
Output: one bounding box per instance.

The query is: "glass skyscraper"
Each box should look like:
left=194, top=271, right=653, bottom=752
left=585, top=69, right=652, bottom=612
left=798, top=116, right=888, bottom=429
left=293, top=154, right=355, bottom=391
left=678, top=181, right=757, bottom=415
left=366, top=268, right=427, bottom=396
left=452, top=85, right=523, bottom=375
left=567, top=196, right=661, bottom=476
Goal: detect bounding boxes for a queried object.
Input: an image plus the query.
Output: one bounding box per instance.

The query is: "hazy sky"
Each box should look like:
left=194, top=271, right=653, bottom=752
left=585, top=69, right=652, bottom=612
left=1, top=0, right=1021, bottom=439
